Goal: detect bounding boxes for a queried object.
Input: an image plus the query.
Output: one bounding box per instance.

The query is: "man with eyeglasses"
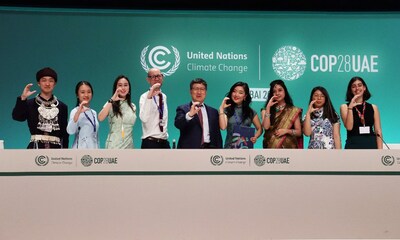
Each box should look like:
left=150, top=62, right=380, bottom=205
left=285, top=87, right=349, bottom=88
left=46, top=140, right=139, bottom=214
left=139, top=68, right=170, bottom=148
left=174, top=78, right=222, bottom=148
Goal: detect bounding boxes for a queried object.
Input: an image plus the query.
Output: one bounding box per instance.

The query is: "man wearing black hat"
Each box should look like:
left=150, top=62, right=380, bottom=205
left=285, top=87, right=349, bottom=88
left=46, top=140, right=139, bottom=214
left=12, top=67, right=69, bottom=149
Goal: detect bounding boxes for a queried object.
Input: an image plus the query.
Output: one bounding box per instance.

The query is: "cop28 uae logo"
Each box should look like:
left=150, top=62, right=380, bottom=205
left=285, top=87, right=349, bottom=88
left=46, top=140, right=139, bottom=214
left=140, top=45, right=180, bottom=76
left=254, top=155, right=266, bottom=167
left=81, top=155, right=93, bottom=167
left=272, top=46, right=307, bottom=81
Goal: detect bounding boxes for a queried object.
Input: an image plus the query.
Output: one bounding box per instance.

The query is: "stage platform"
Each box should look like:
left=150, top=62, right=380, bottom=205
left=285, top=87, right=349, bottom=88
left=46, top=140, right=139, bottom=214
left=1, top=149, right=399, bottom=239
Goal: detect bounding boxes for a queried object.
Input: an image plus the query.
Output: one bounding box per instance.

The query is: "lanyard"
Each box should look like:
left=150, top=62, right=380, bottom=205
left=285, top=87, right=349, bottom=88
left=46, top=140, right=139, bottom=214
left=354, top=102, right=366, bottom=126
left=121, top=117, right=124, bottom=139
left=152, top=94, right=164, bottom=117
left=83, top=109, right=96, bottom=132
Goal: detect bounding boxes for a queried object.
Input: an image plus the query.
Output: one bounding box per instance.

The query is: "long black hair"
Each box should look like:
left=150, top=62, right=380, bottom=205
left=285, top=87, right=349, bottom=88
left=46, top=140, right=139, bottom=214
left=75, top=81, right=93, bottom=107
left=225, top=81, right=254, bottom=121
left=264, top=79, right=294, bottom=107
left=309, top=86, right=339, bottom=124
left=112, top=75, right=134, bottom=118
left=264, top=79, right=294, bottom=124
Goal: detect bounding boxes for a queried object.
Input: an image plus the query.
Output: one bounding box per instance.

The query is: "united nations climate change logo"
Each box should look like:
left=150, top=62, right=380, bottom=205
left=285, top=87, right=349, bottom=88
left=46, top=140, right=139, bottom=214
left=381, top=155, right=395, bottom=166
left=210, top=155, right=223, bottom=166
left=140, top=45, right=180, bottom=76
left=35, top=155, right=49, bottom=166
left=81, top=155, right=93, bottom=167
left=272, top=46, right=306, bottom=81
left=254, top=155, right=266, bottom=167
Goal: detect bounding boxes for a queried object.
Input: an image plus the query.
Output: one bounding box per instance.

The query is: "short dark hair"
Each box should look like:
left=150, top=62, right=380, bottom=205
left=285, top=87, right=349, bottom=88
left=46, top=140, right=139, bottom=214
left=190, top=78, right=207, bottom=90
left=345, top=76, right=371, bottom=102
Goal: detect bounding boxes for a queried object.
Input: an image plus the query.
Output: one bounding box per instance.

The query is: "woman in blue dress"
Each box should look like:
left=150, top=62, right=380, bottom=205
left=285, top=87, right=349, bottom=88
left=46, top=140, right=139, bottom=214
left=219, top=81, right=262, bottom=148
left=67, top=81, right=99, bottom=149
left=303, top=86, right=341, bottom=149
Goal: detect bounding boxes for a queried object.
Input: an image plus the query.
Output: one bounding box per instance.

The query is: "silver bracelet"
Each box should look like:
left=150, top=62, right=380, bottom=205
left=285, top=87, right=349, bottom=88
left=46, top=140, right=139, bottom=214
left=264, top=113, right=271, bottom=118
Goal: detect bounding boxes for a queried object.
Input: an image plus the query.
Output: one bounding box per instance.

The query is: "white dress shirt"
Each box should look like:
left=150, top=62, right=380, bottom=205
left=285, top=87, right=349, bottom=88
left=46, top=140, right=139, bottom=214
left=139, top=90, right=169, bottom=140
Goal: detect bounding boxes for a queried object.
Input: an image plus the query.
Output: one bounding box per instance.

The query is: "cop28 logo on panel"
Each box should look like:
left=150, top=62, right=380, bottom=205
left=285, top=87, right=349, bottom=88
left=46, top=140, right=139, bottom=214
left=272, top=46, right=307, bottom=81
left=271, top=45, right=379, bottom=81
left=141, top=45, right=180, bottom=76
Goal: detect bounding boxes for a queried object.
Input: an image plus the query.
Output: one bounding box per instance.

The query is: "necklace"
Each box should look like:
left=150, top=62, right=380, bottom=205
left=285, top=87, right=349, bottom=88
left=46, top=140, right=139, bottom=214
left=276, top=104, right=286, bottom=111
left=35, top=94, right=58, bottom=107
left=36, top=95, right=59, bottom=120
left=35, top=94, right=60, bottom=132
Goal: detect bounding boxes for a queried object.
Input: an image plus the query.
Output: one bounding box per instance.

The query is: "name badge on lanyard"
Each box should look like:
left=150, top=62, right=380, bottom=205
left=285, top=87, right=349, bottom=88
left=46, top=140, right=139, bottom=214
left=355, top=102, right=370, bottom=134
left=359, top=126, right=370, bottom=134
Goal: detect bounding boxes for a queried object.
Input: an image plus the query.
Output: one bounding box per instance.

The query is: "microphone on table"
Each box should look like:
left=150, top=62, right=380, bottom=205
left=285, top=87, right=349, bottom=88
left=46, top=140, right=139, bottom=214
left=172, top=139, right=176, bottom=149
left=376, top=133, right=390, bottom=149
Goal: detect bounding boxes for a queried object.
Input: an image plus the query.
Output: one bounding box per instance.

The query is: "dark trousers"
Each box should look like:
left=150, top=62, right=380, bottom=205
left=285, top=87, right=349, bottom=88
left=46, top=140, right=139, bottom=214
left=141, top=137, right=170, bottom=149
left=200, top=142, right=218, bottom=149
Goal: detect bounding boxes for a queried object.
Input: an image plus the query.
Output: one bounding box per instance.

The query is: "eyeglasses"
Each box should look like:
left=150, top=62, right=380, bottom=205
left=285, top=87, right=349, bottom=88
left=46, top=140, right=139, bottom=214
left=192, top=87, right=206, bottom=92
left=313, top=94, right=325, bottom=99
left=147, top=74, right=163, bottom=79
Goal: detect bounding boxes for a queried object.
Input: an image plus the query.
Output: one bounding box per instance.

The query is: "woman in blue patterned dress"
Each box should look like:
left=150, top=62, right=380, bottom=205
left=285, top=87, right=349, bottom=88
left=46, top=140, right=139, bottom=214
left=303, top=86, right=341, bottom=149
left=219, top=81, right=262, bottom=148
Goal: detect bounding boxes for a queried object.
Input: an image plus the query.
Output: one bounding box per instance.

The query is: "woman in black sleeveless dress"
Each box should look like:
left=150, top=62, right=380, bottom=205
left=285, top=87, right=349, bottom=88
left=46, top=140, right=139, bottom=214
left=340, top=76, right=383, bottom=149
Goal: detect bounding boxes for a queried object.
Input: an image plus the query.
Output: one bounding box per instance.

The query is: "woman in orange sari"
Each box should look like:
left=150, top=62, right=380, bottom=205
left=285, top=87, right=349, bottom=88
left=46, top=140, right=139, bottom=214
left=261, top=80, right=303, bottom=148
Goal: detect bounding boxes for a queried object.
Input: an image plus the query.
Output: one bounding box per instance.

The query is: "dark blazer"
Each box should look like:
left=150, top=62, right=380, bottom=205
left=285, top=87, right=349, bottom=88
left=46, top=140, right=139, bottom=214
left=174, top=102, right=222, bottom=149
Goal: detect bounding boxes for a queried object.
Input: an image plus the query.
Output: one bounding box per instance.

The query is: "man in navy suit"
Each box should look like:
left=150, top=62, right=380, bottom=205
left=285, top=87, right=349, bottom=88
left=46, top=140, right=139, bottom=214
left=174, top=78, right=222, bottom=148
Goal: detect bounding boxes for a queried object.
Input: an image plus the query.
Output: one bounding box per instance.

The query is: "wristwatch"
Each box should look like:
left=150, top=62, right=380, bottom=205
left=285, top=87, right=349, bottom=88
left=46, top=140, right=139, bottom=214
left=108, top=98, right=114, bottom=103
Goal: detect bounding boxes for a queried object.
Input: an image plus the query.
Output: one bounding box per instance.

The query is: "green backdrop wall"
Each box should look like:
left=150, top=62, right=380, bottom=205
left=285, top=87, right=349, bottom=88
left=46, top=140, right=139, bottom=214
left=1, top=7, right=398, bottom=149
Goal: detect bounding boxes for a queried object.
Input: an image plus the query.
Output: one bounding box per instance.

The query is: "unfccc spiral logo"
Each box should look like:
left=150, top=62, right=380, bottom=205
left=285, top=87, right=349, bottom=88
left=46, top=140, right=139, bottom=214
left=140, top=45, right=180, bottom=76
left=381, top=155, right=395, bottom=166
left=210, top=155, right=224, bottom=166
left=35, top=155, right=49, bottom=166
left=272, top=46, right=307, bottom=81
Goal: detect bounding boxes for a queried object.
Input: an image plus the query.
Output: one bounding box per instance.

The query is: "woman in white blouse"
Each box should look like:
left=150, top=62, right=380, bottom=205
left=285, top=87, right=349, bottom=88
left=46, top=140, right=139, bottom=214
left=67, top=81, right=99, bottom=149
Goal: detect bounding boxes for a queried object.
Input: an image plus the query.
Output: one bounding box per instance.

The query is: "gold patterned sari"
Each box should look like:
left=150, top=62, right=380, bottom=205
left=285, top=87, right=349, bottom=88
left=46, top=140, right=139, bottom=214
left=263, top=106, right=302, bottom=149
